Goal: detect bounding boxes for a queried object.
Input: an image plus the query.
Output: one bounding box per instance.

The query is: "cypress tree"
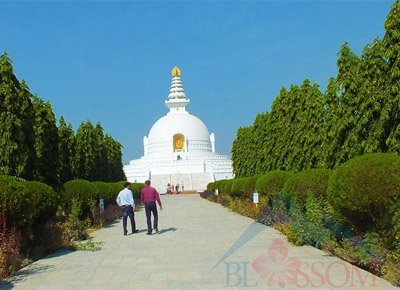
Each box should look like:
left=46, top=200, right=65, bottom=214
left=232, top=112, right=270, bottom=177
left=104, top=135, right=125, bottom=181
left=354, top=39, right=388, bottom=154
left=31, top=96, right=59, bottom=186
left=384, top=0, right=400, bottom=153
left=57, top=116, right=76, bottom=183
left=75, top=121, right=98, bottom=180
left=252, top=112, right=269, bottom=175
left=289, top=80, right=324, bottom=171
left=232, top=126, right=254, bottom=177
left=0, top=52, right=35, bottom=179
left=93, top=123, right=106, bottom=181
left=322, top=77, right=341, bottom=169
left=260, top=87, right=287, bottom=171
left=325, top=44, right=362, bottom=168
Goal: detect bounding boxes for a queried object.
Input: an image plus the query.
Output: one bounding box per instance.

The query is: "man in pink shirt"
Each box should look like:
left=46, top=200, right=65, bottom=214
left=141, top=180, right=163, bottom=235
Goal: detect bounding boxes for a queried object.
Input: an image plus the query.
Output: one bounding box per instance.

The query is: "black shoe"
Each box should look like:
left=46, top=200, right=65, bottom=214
left=132, top=230, right=139, bottom=234
left=124, top=230, right=128, bottom=236
left=146, top=232, right=152, bottom=235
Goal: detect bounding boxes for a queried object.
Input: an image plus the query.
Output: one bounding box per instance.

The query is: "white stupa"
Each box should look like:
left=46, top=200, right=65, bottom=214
left=124, top=66, right=233, bottom=192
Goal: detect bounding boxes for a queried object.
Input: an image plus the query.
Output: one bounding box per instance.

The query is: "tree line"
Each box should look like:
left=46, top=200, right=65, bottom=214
left=0, top=52, right=125, bottom=187
left=232, top=0, right=400, bottom=177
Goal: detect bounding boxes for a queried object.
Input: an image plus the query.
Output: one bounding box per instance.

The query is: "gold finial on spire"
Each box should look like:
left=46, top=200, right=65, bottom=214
left=171, top=66, right=181, bottom=77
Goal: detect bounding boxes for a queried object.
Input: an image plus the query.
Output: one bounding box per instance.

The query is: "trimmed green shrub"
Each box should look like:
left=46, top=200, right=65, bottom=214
left=216, top=180, right=227, bottom=192
left=231, top=177, right=247, bottom=197
left=92, top=181, right=113, bottom=205
left=109, top=181, right=143, bottom=202
left=212, top=181, right=219, bottom=191
left=284, top=169, right=332, bottom=209
left=242, top=176, right=259, bottom=195
left=61, top=179, right=97, bottom=217
left=113, top=180, right=126, bottom=189
left=130, top=183, right=144, bottom=200
left=256, top=170, right=293, bottom=198
left=222, top=179, right=235, bottom=195
left=0, top=175, right=33, bottom=228
left=22, top=181, right=58, bottom=223
left=207, top=181, right=222, bottom=191
left=109, top=181, right=131, bottom=204
left=327, top=153, right=400, bottom=233
left=210, top=180, right=224, bottom=192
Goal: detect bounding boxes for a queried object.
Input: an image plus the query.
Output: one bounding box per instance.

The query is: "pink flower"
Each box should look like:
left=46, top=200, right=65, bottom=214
left=252, top=239, right=301, bottom=288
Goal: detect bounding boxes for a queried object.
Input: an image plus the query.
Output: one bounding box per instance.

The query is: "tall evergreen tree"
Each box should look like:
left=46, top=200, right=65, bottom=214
left=354, top=39, right=388, bottom=153
left=324, top=44, right=362, bottom=168
left=259, top=87, right=288, bottom=171
left=322, top=77, right=341, bottom=169
left=93, top=123, right=106, bottom=181
left=104, top=135, right=125, bottom=181
left=251, top=112, right=270, bottom=175
left=288, top=80, right=324, bottom=171
left=257, top=81, right=324, bottom=172
left=75, top=121, right=98, bottom=180
left=31, top=96, right=59, bottom=186
left=57, top=116, right=76, bottom=184
left=0, top=52, right=35, bottom=179
left=384, top=0, right=400, bottom=153
left=232, top=126, right=252, bottom=177
left=232, top=112, right=270, bottom=177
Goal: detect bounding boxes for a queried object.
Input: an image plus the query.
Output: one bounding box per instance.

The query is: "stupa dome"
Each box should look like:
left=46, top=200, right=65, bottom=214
left=148, top=112, right=211, bottom=144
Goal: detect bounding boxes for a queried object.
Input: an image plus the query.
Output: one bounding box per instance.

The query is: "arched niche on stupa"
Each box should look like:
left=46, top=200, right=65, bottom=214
left=173, top=133, right=185, bottom=152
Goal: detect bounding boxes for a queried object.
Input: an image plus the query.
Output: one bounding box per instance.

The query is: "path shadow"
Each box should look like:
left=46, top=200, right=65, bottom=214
left=103, top=220, right=119, bottom=228
left=40, top=249, right=75, bottom=260
left=0, top=249, right=75, bottom=288
left=0, top=263, right=55, bottom=289
left=0, top=281, right=12, bottom=289
left=159, top=227, right=177, bottom=234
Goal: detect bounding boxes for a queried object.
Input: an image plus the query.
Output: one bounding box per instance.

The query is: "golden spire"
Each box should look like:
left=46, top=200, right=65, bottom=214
left=171, top=66, right=181, bottom=77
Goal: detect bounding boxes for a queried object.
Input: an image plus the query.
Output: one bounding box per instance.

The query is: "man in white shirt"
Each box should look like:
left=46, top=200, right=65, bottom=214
left=116, top=182, right=139, bottom=235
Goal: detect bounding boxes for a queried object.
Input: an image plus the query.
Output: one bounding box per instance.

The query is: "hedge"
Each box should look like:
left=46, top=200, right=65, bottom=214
left=0, top=175, right=34, bottom=228
left=0, top=175, right=145, bottom=231
left=130, top=183, right=144, bottom=199
left=22, top=181, right=58, bottom=223
left=216, top=180, right=228, bottom=193
left=92, top=181, right=113, bottom=205
left=61, top=179, right=97, bottom=217
left=222, top=179, right=235, bottom=195
left=327, top=153, right=400, bottom=232
left=242, top=176, right=259, bottom=195
left=207, top=180, right=225, bottom=191
left=108, top=181, right=144, bottom=202
left=255, top=170, right=293, bottom=198
left=284, top=169, right=332, bottom=209
left=231, top=177, right=247, bottom=197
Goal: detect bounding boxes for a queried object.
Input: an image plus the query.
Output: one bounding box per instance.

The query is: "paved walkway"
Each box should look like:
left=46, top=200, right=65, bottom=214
left=1, top=195, right=398, bottom=290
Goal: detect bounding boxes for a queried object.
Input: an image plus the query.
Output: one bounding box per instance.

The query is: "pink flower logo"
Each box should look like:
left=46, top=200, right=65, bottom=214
left=252, top=238, right=301, bottom=288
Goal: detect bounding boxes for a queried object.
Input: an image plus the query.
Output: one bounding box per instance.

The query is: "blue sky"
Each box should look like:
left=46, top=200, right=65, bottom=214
left=0, top=1, right=394, bottom=163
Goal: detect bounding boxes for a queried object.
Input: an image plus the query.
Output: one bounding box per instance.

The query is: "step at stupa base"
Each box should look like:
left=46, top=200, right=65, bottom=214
left=150, top=173, right=212, bottom=194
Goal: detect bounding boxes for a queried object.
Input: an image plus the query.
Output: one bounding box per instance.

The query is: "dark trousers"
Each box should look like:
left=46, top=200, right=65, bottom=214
left=144, top=201, right=158, bottom=233
left=122, top=205, right=136, bottom=233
